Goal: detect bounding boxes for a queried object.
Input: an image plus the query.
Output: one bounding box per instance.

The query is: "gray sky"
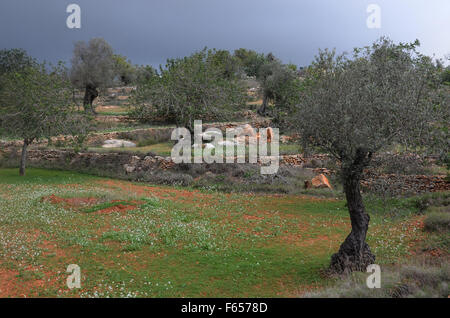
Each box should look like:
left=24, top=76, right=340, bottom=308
left=0, top=0, right=449, bottom=67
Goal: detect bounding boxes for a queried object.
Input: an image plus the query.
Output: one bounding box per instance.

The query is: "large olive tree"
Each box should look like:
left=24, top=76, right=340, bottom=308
left=0, top=62, right=82, bottom=176
left=70, top=38, right=116, bottom=114
left=131, top=48, right=246, bottom=134
left=292, top=38, right=446, bottom=273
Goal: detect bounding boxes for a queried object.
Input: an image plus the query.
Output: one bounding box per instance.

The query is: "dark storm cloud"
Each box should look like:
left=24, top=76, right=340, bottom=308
left=0, top=0, right=449, bottom=67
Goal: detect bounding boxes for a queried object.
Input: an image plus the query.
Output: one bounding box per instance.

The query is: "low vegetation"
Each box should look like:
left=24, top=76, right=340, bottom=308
left=0, top=168, right=446, bottom=297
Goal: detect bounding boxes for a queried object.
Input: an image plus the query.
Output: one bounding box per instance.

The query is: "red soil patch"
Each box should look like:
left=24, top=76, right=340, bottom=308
left=243, top=214, right=265, bottom=221
left=96, top=179, right=213, bottom=205
left=0, top=267, right=45, bottom=297
left=42, top=194, right=99, bottom=210
left=43, top=194, right=141, bottom=215
left=94, top=201, right=140, bottom=214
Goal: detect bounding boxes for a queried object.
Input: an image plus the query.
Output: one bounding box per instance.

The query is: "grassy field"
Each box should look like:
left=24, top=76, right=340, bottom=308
left=0, top=168, right=433, bottom=298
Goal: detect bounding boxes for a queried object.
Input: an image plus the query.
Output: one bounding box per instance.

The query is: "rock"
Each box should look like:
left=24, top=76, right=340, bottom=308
left=123, top=164, right=136, bottom=174
left=217, top=140, right=237, bottom=147
left=241, top=124, right=257, bottom=137
left=305, top=174, right=333, bottom=190
left=102, top=139, right=136, bottom=148
left=267, top=127, right=274, bottom=143
left=130, top=155, right=141, bottom=165
left=201, top=130, right=222, bottom=140
left=228, top=124, right=257, bottom=138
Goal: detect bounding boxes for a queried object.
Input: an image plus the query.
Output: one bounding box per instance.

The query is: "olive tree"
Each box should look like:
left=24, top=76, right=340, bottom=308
left=256, top=53, right=301, bottom=117
left=70, top=38, right=116, bottom=114
left=0, top=49, right=36, bottom=93
left=135, top=65, right=157, bottom=83
left=0, top=48, right=36, bottom=76
left=113, top=54, right=137, bottom=86
left=292, top=38, right=445, bottom=273
left=131, top=48, right=246, bottom=134
left=233, top=48, right=266, bottom=77
left=0, top=62, right=80, bottom=176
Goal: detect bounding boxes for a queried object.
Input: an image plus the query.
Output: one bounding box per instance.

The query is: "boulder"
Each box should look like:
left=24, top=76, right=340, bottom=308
left=267, top=127, right=274, bottom=143
left=123, top=164, right=136, bottom=174
left=130, top=155, right=141, bottom=165
left=102, top=139, right=136, bottom=148
left=305, top=174, right=332, bottom=190
left=241, top=124, right=257, bottom=137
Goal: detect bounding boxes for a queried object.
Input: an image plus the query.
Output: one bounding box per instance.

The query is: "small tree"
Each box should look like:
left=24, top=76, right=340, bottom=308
left=0, top=48, right=36, bottom=76
left=292, top=38, right=445, bottom=273
left=113, top=54, right=137, bottom=86
left=135, top=65, right=157, bottom=83
left=0, top=49, right=36, bottom=93
left=233, top=48, right=266, bottom=77
left=131, top=48, right=246, bottom=134
left=256, top=53, right=301, bottom=117
left=0, top=62, right=79, bottom=176
left=70, top=38, right=116, bottom=114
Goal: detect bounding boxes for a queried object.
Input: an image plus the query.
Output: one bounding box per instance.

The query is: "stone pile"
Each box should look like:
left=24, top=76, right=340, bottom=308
left=361, top=173, right=450, bottom=193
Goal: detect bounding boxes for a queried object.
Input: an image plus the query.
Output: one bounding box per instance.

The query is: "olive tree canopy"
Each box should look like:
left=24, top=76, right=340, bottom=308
left=0, top=61, right=86, bottom=176
left=233, top=48, right=266, bottom=77
left=292, top=38, right=447, bottom=273
left=113, top=54, right=137, bottom=86
left=0, top=48, right=36, bottom=76
left=256, top=54, right=302, bottom=120
left=131, top=48, right=246, bottom=134
left=70, top=38, right=116, bottom=114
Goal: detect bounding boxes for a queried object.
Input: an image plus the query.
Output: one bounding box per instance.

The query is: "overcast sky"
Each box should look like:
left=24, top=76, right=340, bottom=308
left=0, top=0, right=449, bottom=67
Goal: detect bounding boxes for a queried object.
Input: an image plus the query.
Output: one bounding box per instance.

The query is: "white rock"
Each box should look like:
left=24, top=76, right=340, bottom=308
left=102, top=139, right=136, bottom=148
left=217, top=140, right=237, bottom=147
left=201, top=130, right=222, bottom=140
left=124, top=164, right=136, bottom=173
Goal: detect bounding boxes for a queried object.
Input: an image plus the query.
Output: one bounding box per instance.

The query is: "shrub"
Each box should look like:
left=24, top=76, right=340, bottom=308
left=424, top=211, right=450, bottom=232
left=306, top=263, right=449, bottom=298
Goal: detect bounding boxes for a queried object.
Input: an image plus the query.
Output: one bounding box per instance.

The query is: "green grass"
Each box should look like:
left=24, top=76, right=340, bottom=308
left=0, top=168, right=98, bottom=185
left=0, top=167, right=443, bottom=297
left=279, top=143, right=303, bottom=155
left=82, top=200, right=138, bottom=213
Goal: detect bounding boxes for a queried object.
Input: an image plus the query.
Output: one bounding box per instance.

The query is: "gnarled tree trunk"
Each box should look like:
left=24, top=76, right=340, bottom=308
left=83, top=84, right=99, bottom=114
left=19, top=138, right=32, bottom=176
left=330, top=149, right=375, bottom=273
left=257, top=93, right=268, bottom=116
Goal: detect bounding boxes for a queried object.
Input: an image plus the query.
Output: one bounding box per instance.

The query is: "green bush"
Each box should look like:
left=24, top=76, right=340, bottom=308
left=306, top=263, right=449, bottom=298
left=424, top=211, right=450, bottom=232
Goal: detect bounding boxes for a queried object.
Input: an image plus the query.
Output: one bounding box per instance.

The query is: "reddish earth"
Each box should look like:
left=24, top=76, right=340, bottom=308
left=94, top=201, right=141, bottom=214
left=96, top=179, right=213, bottom=205
left=243, top=214, right=265, bottom=221
left=42, top=195, right=140, bottom=214
left=42, top=195, right=99, bottom=209
left=0, top=267, right=44, bottom=298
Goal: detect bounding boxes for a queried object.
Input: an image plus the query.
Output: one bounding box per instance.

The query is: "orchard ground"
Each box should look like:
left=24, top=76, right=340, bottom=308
left=0, top=168, right=445, bottom=298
